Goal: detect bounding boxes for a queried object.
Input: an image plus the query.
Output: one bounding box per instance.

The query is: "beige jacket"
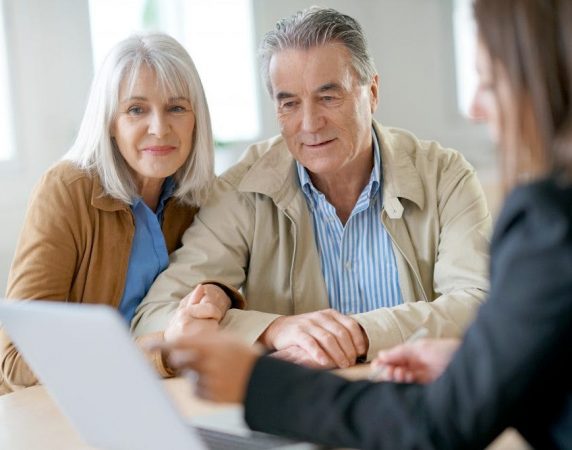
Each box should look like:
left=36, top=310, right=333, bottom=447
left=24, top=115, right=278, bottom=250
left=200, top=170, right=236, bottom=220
left=0, top=161, right=197, bottom=394
left=133, top=123, right=492, bottom=360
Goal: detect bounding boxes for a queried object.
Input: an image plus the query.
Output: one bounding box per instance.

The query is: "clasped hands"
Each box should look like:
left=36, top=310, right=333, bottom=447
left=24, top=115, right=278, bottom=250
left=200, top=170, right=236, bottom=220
left=163, top=283, right=231, bottom=343
left=162, top=286, right=460, bottom=384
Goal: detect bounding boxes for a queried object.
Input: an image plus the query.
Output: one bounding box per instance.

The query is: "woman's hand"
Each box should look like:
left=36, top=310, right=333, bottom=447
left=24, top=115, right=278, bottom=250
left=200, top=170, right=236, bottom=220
left=371, top=338, right=461, bottom=384
left=163, top=284, right=232, bottom=343
left=152, top=332, right=261, bottom=403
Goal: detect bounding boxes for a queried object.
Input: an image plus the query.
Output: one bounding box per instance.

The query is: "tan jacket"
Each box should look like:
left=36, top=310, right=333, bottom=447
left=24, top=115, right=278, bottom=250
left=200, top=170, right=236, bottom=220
left=0, top=161, right=197, bottom=394
left=133, top=123, right=492, bottom=360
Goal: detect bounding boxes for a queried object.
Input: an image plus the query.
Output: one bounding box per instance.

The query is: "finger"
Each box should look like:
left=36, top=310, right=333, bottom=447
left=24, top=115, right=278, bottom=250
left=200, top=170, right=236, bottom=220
left=331, top=311, right=368, bottom=356
left=187, top=303, right=223, bottom=320
left=376, top=344, right=416, bottom=367
left=295, top=333, right=334, bottom=367
left=167, top=348, right=199, bottom=371
left=307, top=326, right=350, bottom=368
left=321, top=314, right=362, bottom=365
left=187, top=284, right=206, bottom=305
left=318, top=318, right=358, bottom=365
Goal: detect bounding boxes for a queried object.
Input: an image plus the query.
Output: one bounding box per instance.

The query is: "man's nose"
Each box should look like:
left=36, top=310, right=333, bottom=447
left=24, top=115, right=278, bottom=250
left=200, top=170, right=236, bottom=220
left=301, top=103, right=325, bottom=132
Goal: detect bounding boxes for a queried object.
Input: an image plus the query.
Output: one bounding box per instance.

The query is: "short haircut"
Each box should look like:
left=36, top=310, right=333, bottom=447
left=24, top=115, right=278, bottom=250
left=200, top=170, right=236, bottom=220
left=259, top=6, right=377, bottom=96
left=65, top=32, right=214, bottom=206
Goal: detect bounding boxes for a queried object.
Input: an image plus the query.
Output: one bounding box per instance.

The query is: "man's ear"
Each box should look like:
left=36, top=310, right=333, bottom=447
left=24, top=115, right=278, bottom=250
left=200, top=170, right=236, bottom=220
left=369, top=74, right=379, bottom=113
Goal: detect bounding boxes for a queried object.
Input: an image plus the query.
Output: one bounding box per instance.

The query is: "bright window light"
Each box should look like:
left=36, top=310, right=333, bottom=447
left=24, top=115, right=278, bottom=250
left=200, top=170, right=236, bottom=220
left=88, top=0, right=260, bottom=143
left=453, top=0, right=478, bottom=117
left=0, top=4, right=15, bottom=162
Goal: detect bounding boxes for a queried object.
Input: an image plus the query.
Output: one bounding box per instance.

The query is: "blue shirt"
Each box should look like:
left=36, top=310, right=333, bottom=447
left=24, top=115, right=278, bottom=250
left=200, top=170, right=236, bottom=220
left=118, top=177, right=175, bottom=323
left=296, top=130, right=402, bottom=314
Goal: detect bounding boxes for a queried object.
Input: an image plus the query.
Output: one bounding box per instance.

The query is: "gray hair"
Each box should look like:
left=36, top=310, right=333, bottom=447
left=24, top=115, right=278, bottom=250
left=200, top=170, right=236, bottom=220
left=259, top=6, right=377, bottom=95
left=64, top=32, right=214, bottom=207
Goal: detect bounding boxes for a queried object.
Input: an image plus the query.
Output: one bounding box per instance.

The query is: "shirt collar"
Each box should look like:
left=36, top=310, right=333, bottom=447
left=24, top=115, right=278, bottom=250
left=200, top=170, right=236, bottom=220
left=132, top=176, right=176, bottom=217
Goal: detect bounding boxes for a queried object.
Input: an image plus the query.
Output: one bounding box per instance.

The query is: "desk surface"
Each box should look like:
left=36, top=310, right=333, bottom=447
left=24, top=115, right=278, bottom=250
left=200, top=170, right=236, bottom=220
left=0, top=365, right=529, bottom=450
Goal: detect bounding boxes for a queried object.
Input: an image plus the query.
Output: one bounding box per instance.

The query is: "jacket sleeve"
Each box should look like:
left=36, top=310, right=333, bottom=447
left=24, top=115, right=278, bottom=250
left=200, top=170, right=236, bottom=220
left=131, top=177, right=261, bottom=339
left=1, top=172, right=80, bottom=393
left=353, top=152, right=491, bottom=360
left=244, top=184, right=572, bottom=449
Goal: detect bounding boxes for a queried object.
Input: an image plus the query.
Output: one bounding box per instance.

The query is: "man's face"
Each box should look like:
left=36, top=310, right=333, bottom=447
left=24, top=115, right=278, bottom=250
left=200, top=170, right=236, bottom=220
left=268, top=44, right=378, bottom=181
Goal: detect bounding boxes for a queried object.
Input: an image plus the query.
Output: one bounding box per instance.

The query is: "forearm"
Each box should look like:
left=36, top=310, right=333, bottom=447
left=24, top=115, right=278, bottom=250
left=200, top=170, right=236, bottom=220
left=353, top=289, right=484, bottom=360
left=245, top=356, right=437, bottom=449
left=219, top=309, right=282, bottom=346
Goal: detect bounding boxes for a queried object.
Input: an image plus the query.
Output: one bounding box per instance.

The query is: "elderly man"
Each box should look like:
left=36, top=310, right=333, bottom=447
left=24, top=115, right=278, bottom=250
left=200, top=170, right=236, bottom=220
left=132, top=7, right=490, bottom=368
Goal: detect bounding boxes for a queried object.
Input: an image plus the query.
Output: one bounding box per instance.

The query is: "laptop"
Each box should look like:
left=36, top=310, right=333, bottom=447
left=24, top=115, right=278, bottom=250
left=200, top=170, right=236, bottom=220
left=0, top=300, right=319, bottom=450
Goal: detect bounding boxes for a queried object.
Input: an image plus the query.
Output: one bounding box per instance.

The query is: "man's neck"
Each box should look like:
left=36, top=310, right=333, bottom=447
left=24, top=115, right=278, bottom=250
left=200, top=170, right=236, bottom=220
left=310, top=153, right=373, bottom=225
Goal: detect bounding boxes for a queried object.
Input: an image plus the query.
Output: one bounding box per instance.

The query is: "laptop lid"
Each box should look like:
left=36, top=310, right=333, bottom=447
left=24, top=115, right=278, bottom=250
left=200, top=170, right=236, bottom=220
left=0, top=300, right=205, bottom=450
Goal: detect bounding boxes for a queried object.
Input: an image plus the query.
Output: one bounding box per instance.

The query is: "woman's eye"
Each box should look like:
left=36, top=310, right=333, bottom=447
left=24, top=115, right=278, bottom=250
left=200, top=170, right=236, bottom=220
left=169, top=105, right=186, bottom=113
left=127, top=106, right=144, bottom=115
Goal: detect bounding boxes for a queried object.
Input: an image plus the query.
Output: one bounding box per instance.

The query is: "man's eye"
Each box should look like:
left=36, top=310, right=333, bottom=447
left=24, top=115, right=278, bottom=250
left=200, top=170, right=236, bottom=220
left=281, top=101, right=297, bottom=109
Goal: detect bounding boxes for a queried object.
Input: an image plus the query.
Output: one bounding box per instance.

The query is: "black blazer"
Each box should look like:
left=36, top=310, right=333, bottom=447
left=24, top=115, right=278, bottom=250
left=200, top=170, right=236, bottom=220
left=244, top=178, right=572, bottom=450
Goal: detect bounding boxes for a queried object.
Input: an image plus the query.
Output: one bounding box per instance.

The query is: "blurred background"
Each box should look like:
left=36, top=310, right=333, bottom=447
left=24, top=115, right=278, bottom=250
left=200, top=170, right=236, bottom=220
left=0, top=0, right=498, bottom=293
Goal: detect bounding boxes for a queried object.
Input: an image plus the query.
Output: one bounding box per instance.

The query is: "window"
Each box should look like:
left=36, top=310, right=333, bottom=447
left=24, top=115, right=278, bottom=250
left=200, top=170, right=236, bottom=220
left=88, top=0, right=260, bottom=144
left=0, top=3, right=15, bottom=162
left=453, top=0, right=478, bottom=117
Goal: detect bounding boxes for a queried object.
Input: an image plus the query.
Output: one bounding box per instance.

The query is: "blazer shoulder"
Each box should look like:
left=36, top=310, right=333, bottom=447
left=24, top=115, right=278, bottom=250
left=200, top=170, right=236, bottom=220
left=493, top=178, right=572, bottom=250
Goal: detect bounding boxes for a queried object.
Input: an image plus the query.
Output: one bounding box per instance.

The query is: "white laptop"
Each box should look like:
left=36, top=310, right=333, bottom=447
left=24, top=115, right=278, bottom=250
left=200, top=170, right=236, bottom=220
left=0, top=300, right=318, bottom=450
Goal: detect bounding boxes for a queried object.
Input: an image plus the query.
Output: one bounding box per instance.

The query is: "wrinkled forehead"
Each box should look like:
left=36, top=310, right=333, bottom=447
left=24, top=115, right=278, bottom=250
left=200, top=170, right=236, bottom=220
left=269, top=44, right=356, bottom=93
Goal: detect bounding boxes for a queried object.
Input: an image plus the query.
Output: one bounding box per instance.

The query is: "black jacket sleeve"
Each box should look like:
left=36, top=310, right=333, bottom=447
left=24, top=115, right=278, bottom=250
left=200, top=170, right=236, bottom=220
left=244, top=180, right=572, bottom=450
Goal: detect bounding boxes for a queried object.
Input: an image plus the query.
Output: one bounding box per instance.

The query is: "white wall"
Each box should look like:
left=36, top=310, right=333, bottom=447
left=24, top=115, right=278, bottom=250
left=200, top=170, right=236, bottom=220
left=0, top=0, right=93, bottom=292
left=0, top=0, right=495, bottom=293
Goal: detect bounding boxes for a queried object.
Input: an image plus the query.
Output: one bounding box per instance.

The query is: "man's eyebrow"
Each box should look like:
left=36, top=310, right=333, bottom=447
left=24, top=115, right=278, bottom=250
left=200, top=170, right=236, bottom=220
left=276, top=91, right=295, bottom=101
left=317, top=82, right=343, bottom=93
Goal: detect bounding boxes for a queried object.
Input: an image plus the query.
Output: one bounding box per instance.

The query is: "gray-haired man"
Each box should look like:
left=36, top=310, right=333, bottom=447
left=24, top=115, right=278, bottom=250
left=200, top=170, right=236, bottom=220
left=132, top=7, right=491, bottom=369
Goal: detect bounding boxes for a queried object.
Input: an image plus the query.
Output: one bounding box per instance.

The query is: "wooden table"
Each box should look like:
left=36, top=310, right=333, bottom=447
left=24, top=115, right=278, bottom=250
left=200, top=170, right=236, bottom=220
left=0, top=367, right=530, bottom=450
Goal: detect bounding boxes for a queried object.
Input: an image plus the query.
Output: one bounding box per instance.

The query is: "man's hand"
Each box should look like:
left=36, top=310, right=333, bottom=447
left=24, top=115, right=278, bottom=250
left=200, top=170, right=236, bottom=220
left=258, top=309, right=367, bottom=368
left=151, top=333, right=261, bottom=403
left=270, top=345, right=337, bottom=369
left=371, top=338, right=460, bottom=383
left=163, top=284, right=231, bottom=343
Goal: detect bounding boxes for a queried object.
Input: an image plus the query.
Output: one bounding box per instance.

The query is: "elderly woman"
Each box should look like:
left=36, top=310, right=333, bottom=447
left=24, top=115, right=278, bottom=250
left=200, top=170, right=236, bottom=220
left=0, top=32, right=237, bottom=395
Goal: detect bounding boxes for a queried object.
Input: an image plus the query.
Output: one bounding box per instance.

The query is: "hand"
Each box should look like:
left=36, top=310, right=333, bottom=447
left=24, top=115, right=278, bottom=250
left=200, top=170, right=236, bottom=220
left=270, top=345, right=337, bottom=369
left=163, top=284, right=231, bottom=343
left=155, top=332, right=261, bottom=403
left=371, top=338, right=460, bottom=383
left=258, top=309, right=367, bottom=369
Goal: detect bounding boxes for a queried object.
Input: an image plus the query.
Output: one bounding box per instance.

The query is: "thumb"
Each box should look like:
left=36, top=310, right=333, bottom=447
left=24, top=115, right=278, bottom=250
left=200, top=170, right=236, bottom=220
left=188, top=284, right=206, bottom=305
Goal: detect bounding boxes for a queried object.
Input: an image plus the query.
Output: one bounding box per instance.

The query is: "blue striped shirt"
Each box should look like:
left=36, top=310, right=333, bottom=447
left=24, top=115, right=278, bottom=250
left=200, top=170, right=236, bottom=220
left=296, top=131, right=402, bottom=314
left=118, top=177, right=175, bottom=323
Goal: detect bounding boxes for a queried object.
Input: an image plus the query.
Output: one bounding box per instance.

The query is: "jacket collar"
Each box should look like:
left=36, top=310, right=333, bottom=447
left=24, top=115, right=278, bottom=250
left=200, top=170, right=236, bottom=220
left=238, top=120, right=425, bottom=211
left=90, top=174, right=130, bottom=212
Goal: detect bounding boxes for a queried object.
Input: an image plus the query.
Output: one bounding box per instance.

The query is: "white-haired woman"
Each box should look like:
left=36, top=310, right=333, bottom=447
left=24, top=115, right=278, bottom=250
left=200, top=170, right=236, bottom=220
left=0, top=32, right=240, bottom=395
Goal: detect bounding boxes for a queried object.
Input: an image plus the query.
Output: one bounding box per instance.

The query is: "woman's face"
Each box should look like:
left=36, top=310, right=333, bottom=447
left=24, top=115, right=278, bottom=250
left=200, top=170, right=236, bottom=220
left=470, top=40, right=514, bottom=147
left=111, top=65, right=195, bottom=187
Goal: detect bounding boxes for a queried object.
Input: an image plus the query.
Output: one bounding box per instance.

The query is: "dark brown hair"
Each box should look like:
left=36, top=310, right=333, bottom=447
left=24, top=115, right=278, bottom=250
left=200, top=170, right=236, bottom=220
left=474, top=0, right=572, bottom=189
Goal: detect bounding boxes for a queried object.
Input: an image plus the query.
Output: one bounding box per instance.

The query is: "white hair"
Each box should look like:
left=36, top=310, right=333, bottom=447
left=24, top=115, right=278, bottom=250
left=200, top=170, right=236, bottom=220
left=64, top=32, right=214, bottom=206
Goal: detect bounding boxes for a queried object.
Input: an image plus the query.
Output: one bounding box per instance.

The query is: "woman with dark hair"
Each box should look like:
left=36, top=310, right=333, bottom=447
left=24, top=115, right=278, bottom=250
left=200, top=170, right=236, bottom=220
left=157, top=1, right=572, bottom=448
